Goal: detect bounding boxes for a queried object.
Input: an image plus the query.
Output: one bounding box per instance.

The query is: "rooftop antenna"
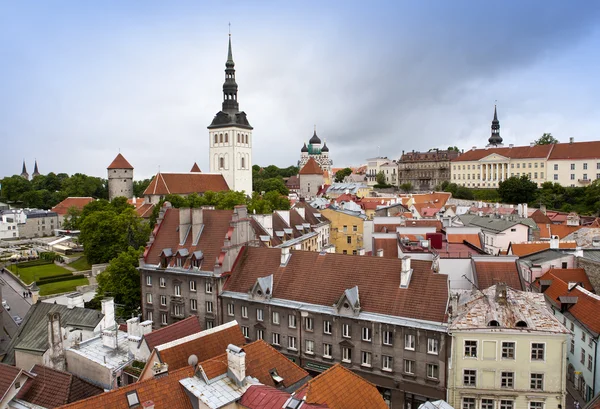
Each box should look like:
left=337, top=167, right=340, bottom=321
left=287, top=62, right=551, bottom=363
left=461, top=274, right=488, bottom=301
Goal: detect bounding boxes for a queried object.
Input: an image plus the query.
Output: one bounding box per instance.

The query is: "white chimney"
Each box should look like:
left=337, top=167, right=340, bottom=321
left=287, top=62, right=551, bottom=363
left=102, top=328, right=118, bottom=349
left=570, top=137, right=574, bottom=144
left=523, top=203, right=528, bottom=216
left=140, top=320, right=153, bottom=336
left=575, top=246, right=583, bottom=258
left=127, top=317, right=140, bottom=337
left=550, top=235, right=559, bottom=249
left=376, top=248, right=384, bottom=258
left=191, top=208, right=204, bottom=245
left=280, top=247, right=291, bottom=266
left=226, top=344, right=246, bottom=386
left=67, top=292, right=84, bottom=309
left=400, top=256, right=412, bottom=288
left=101, top=298, right=116, bottom=330
left=530, top=142, right=535, bottom=147
left=358, top=248, right=365, bottom=256
left=142, top=401, right=155, bottom=409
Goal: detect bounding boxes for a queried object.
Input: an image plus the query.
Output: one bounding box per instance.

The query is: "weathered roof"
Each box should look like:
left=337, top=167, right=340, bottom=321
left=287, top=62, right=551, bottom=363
left=450, top=285, right=569, bottom=334
left=58, top=366, right=195, bottom=409
left=0, top=363, right=32, bottom=403
left=143, top=316, right=202, bottom=352
left=143, top=173, right=229, bottom=196
left=107, top=153, right=133, bottom=169
left=295, top=363, right=388, bottom=409
left=299, top=158, right=323, bottom=175
left=225, top=247, right=449, bottom=323
left=16, top=364, right=103, bottom=408
left=2, top=302, right=104, bottom=365
left=240, top=385, right=327, bottom=409
left=460, top=215, right=521, bottom=232
left=51, top=197, right=95, bottom=216
left=198, top=340, right=309, bottom=389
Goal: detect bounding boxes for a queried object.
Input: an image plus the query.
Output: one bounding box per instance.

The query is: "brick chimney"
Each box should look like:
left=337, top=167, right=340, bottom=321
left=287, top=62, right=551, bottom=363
left=495, top=283, right=507, bottom=304
left=226, top=344, right=246, bottom=386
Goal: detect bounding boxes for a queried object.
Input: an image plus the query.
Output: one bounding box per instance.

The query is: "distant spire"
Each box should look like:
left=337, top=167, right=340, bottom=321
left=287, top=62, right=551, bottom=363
left=20, top=160, right=29, bottom=180
left=32, top=159, right=40, bottom=177
left=222, top=29, right=238, bottom=112
left=488, top=104, right=503, bottom=147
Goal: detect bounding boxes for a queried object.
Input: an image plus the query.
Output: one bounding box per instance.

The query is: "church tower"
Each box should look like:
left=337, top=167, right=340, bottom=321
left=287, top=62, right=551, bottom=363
left=20, top=160, right=29, bottom=180
left=487, top=105, right=503, bottom=147
left=208, top=34, right=253, bottom=195
left=107, top=153, right=134, bottom=201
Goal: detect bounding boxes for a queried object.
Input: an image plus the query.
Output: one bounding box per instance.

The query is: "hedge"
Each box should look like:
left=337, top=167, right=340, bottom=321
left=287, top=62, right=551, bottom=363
left=36, top=275, right=80, bottom=285
left=14, top=259, right=53, bottom=268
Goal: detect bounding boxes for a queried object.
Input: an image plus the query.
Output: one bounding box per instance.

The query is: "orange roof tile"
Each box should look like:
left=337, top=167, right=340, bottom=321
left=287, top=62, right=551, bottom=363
left=535, top=268, right=593, bottom=293
left=295, top=364, right=388, bottom=409
left=136, top=203, right=155, bottom=218
left=299, top=158, right=322, bottom=175
left=550, top=224, right=583, bottom=239
left=107, top=153, right=133, bottom=169
left=447, top=234, right=482, bottom=248
left=198, top=340, right=309, bottom=388
left=143, top=173, right=229, bottom=196
left=155, top=322, right=246, bottom=372
left=509, top=241, right=577, bottom=256
left=51, top=197, right=95, bottom=216
left=411, top=192, right=451, bottom=206
left=473, top=260, right=522, bottom=290
left=58, top=367, right=194, bottom=409
left=452, top=144, right=553, bottom=162
left=537, top=223, right=551, bottom=239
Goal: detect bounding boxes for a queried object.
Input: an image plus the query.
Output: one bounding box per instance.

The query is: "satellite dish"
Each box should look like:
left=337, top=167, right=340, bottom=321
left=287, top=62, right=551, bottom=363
left=188, top=354, right=198, bottom=367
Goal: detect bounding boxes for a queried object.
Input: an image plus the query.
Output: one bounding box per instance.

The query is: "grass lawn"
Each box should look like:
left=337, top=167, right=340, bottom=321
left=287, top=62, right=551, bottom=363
left=69, top=256, right=92, bottom=271
left=39, top=277, right=89, bottom=296
left=8, top=263, right=72, bottom=284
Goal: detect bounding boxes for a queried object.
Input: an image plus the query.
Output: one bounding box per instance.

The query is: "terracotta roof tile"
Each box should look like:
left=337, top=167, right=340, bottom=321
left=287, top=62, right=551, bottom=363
left=373, top=237, right=399, bottom=259
left=190, top=163, right=201, bottom=172
left=57, top=366, right=195, bottom=409
left=51, top=197, right=95, bottom=216
left=136, top=203, right=155, bottom=218
left=17, top=364, right=103, bottom=408
left=452, top=145, right=553, bottom=162
left=447, top=234, right=481, bottom=248
left=550, top=224, right=583, bottom=239
left=143, top=173, right=229, bottom=196
left=473, top=260, right=522, bottom=290
left=534, top=268, right=593, bottom=293
left=530, top=210, right=552, bottom=224
left=295, top=364, right=388, bottom=409
left=156, top=323, right=246, bottom=372
left=107, top=153, right=134, bottom=169
left=509, top=242, right=577, bottom=256
left=537, top=223, right=551, bottom=239
left=0, top=363, right=29, bottom=402
left=226, top=248, right=448, bottom=323
left=198, top=340, right=309, bottom=388
left=299, top=158, right=323, bottom=175
left=143, top=316, right=202, bottom=352
left=548, top=141, right=600, bottom=160
left=240, top=385, right=328, bottom=409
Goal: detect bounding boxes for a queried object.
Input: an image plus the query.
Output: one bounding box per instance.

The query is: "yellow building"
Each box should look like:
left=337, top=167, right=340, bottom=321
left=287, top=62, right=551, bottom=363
left=448, top=284, right=570, bottom=409
left=320, top=208, right=371, bottom=255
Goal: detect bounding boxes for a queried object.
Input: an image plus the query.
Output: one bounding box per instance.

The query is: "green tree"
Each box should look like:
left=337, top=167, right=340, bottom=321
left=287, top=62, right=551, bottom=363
left=334, top=167, right=353, bottom=183
left=399, top=182, right=413, bottom=193
left=534, top=133, right=559, bottom=145
left=254, top=178, right=289, bottom=195
left=376, top=171, right=387, bottom=186
left=63, top=207, right=82, bottom=230
left=133, top=178, right=152, bottom=198
left=95, top=247, right=142, bottom=317
left=498, top=175, right=538, bottom=204
left=0, top=175, right=32, bottom=202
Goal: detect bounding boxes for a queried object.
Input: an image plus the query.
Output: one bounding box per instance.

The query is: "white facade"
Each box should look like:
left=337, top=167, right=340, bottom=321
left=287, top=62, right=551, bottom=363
left=209, top=127, right=252, bottom=195
left=0, top=213, right=19, bottom=239
left=366, top=157, right=392, bottom=186
left=546, top=158, right=600, bottom=187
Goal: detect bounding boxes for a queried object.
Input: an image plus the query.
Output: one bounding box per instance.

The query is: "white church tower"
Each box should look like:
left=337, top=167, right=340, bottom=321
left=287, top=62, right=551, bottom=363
left=208, top=34, right=253, bottom=195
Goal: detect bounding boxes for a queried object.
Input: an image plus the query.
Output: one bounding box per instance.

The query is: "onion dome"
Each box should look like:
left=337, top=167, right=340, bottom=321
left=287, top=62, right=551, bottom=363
left=321, top=142, right=329, bottom=152
left=309, top=130, right=321, bottom=144
left=301, top=143, right=308, bottom=152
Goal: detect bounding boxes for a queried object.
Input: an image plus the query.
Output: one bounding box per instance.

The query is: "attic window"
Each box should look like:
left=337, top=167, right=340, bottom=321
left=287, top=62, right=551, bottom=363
left=269, top=368, right=284, bottom=385
left=515, top=321, right=528, bottom=328
left=257, top=290, right=262, bottom=296
left=126, top=391, right=140, bottom=408
left=343, top=302, right=349, bottom=309
left=285, top=398, right=303, bottom=409
left=487, top=320, right=500, bottom=327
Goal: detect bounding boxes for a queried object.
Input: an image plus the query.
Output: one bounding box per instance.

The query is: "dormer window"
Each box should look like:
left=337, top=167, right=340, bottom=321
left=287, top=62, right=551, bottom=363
left=488, top=320, right=500, bottom=327
left=515, top=321, right=528, bottom=328
left=159, top=248, right=173, bottom=268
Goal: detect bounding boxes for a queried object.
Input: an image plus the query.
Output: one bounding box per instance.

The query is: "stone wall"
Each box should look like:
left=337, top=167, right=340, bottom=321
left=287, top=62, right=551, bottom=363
left=576, top=257, right=600, bottom=293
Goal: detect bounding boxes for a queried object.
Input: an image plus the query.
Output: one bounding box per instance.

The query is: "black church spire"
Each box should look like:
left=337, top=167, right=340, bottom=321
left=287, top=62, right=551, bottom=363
left=488, top=105, right=503, bottom=146
left=222, top=34, right=239, bottom=113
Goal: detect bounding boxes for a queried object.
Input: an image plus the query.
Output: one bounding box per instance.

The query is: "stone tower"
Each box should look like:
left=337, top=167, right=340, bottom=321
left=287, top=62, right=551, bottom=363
left=107, top=153, right=134, bottom=201
left=207, top=34, right=253, bottom=195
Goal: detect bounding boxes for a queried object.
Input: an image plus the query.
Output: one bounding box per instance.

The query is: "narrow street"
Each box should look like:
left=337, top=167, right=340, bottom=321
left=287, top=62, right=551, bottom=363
left=0, top=268, right=33, bottom=339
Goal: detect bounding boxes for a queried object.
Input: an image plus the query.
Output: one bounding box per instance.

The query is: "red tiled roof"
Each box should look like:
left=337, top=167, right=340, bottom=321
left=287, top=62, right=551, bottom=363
left=198, top=340, right=309, bottom=388
left=51, top=197, right=95, bottom=216
left=295, top=364, right=388, bottom=409
left=190, top=162, right=201, bottom=172
left=16, top=364, right=103, bottom=408
left=226, top=248, right=449, bottom=323
left=0, top=363, right=31, bottom=403
left=411, top=192, right=451, bottom=206
left=136, top=203, right=155, bottom=218
left=143, top=316, right=202, bottom=352
left=473, top=260, right=522, bottom=290
left=534, top=268, right=593, bottom=293
left=373, top=237, right=399, bottom=259
left=107, top=153, right=134, bottom=169
left=155, top=322, right=246, bottom=372
left=535, top=269, right=600, bottom=334
left=404, top=219, right=443, bottom=231
left=143, top=173, right=229, bottom=196
left=452, top=144, right=553, bottom=162
left=530, top=209, right=552, bottom=224
left=285, top=175, right=300, bottom=189
left=58, top=366, right=195, bottom=409
left=447, top=234, right=482, bottom=248
left=550, top=224, right=583, bottom=239
left=508, top=242, right=577, bottom=256
left=144, top=208, right=234, bottom=269
left=299, top=158, right=323, bottom=175
left=548, top=141, right=600, bottom=160
left=537, top=223, right=551, bottom=239
left=334, top=193, right=357, bottom=203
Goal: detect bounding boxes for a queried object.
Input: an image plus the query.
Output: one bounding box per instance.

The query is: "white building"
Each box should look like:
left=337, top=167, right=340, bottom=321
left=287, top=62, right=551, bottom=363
left=366, top=157, right=392, bottom=186
left=0, top=212, right=19, bottom=239
left=208, top=35, right=253, bottom=196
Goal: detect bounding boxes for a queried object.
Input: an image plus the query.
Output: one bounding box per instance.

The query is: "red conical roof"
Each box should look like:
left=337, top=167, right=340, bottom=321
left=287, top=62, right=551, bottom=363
left=107, top=153, right=133, bottom=169
left=299, top=157, right=322, bottom=175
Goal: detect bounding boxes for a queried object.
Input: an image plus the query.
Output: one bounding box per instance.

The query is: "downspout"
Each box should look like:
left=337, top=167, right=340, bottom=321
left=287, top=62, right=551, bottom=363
left=594, top=337, right=598, bottom=399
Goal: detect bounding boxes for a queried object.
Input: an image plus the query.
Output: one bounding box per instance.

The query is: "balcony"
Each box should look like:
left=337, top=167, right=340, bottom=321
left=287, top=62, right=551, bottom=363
left=579, top=178, right=591, bottom=184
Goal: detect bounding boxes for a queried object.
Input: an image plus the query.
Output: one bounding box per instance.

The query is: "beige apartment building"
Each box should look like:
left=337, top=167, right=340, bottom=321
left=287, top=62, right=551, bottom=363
left=447, top=284, right=570, bottom=409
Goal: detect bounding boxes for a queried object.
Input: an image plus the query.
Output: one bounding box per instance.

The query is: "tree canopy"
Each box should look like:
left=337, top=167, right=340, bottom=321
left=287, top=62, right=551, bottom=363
left=534, top=133, right=559, bottom=145
left=498, top=175, right=538, bottom=204
left=334, top=168, right=353, bottom=183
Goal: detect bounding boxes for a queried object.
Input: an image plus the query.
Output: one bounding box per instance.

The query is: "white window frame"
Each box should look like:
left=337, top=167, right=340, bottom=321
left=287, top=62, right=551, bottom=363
left=146, top=275, right=152, bottom=286
left=464, top=339, right=478, bottom=358
left=288, top=314, right=296, bottom=328
left=342, top=323, right=351, bottom=338
left=463, top=369, right=477, bottom=387
left=404, top=359, right=414, bottom=374
left=206, top=301, right=213, bottom=313
left=462, top=398, right=476, bottom=409
left=305, top=317, right=314, bottom=331
left=227, top=303, right=235, bottom=316
left=305, top=339, right=314, bottom=354
left=147, top=310, right=153, bottom=322
left=501, top=341, right=515, bottom=359
left=427, top=338, right=438, bottom=354
left=481, top=399, right=494, bottom=409
left=383, top=330, right=393, bottom=346
left=323, top=320, right=332, bottom=334
left=530, top=373, right=544, bottom=390
left=272, top=311, right=280, bottom=325
left=241, top=326, right=249, bottom=338
left=256, top=329, right=264, bottom=340
left=189, top=280, right=196, bottom=292
left=288, top=336, right=297, bottom=350
left=500, top=400, right=514, bottom=409
left=257, top=309, right=264, bottom=321
left=160, top=313, right=167, bottom=325
left=272, top=332, right=280, bottom=346
left=530, top=342, right=545, bottom=361
left=174, top=284, right=181, bottom=297
left=427, top=363, right=438, bottom=379
left=190, top=299, right=197, bottom=311
left=160, top=295, right=167, bottom=306
left=500, top=371, right=514, bottom=389
left=205, top=281, right=213, bottom=293
left=382, top=354, right=392, bottom=371
left=362, top=327, right=372, bottom=342
left=146, top=293, right=152, bottom=304
left=528, top=402, right=544, bottom=409
left=361, top=351, right=372, bottom=367
left=159, top=277, right=166, bottom=287
left=323, top=343, right=332, bottom=358
left=405, top=333, right=415, bottom=351
left=342, top=347, right=351, bottom=363
left=241, top=305, right=248, bottom=318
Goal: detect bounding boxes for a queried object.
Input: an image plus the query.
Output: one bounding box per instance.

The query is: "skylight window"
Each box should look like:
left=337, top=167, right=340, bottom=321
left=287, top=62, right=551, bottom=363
left=285, top=397, right=303, bottom=409
left=126, top=391, right=140, bottom=407
left=269, top=368, right=284, bottom=384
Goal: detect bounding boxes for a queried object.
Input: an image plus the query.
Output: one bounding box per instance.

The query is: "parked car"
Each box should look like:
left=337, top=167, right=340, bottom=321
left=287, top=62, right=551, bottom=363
left=13, top=315, right=22, bottom=325
left=2, top=300, right=9, bottom=311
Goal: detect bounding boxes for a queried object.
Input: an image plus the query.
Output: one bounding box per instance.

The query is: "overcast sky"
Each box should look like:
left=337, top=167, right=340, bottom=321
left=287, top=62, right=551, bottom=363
left=2, top=1, right=600, bottom=180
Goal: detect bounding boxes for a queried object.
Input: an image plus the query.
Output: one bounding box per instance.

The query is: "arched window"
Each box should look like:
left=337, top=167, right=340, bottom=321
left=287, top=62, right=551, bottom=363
left=219, top=157, right=225, bottom=169
left=219, top=134, right=223, bottom=143
left=515, top=321, right=528, bottom=328
left=488, top=320, right=500, bottom=327
left=224, top=133, right=228, bottom=143
left=214, top=134, right=218, bottom=144
left=241, top=157, right=245, bottom=169
left=237, top=133, right=240, bottom=143
left=245, top=134, right=248, bottom=144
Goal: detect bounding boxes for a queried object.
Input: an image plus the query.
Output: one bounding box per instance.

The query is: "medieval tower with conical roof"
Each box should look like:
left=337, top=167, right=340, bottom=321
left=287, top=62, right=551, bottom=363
left=208, top=34, right=253, bottom=195
left=298, top=127, right=332, bottom=172
left=487, top=105, right=503, bottom=147
left=107, top=153, right=134, bottom=201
